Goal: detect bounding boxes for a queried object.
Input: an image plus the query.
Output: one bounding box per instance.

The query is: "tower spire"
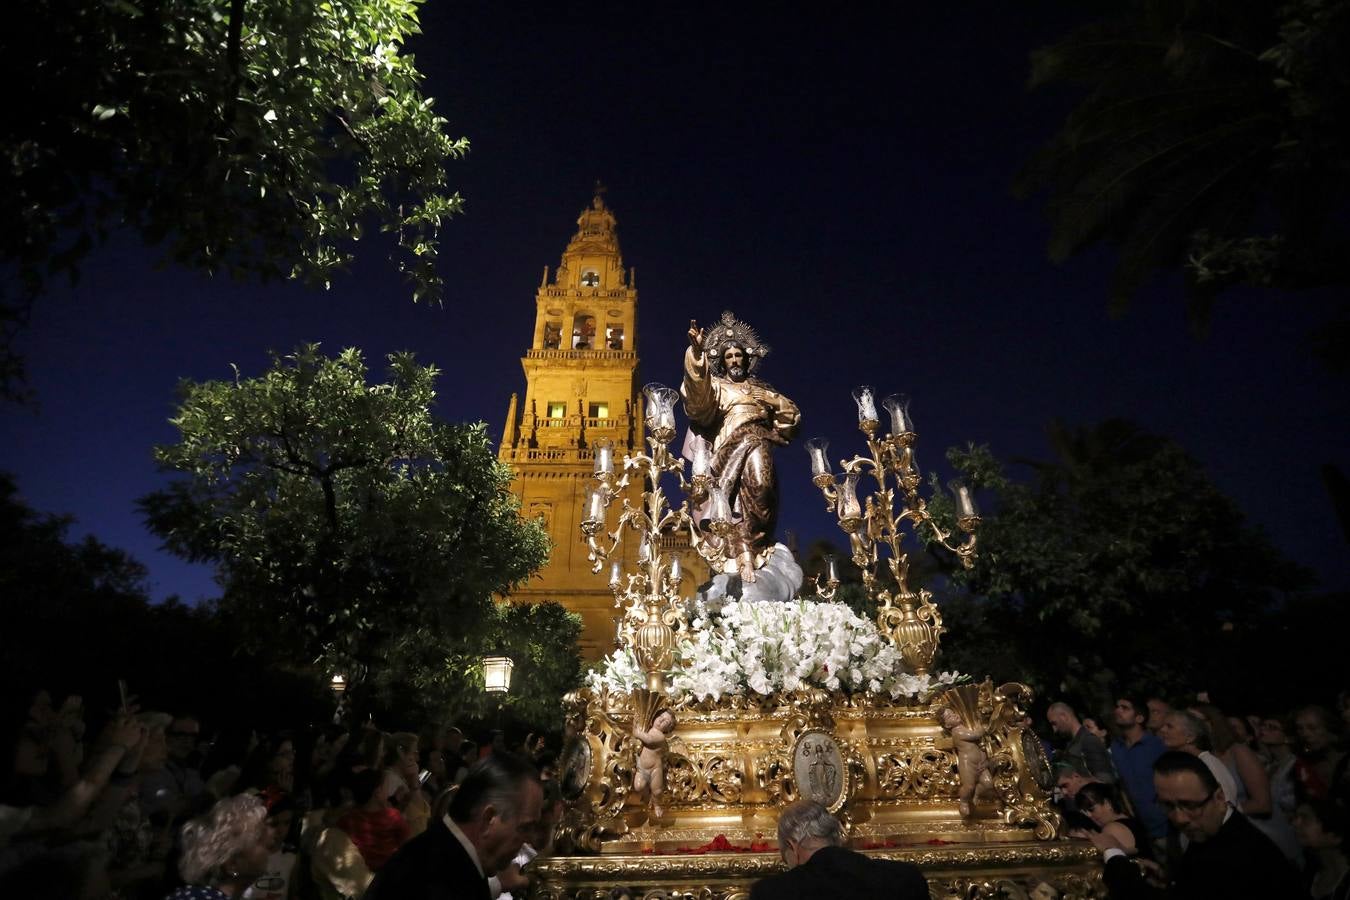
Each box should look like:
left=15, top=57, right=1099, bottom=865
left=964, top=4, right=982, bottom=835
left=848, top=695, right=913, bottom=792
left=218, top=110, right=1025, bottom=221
left=496, top=192, right=642, bottom=658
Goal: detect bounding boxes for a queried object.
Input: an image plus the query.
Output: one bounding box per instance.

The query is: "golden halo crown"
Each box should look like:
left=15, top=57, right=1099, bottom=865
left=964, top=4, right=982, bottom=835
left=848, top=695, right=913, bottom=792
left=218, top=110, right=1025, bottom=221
left=703, top=310, right=769, bottom=376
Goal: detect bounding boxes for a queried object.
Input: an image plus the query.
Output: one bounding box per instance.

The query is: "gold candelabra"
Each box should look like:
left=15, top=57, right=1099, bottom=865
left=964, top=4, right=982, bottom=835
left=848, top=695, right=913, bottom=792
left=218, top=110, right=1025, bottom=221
left=582, top=384, right=738, bottom=693
left=806, top=388, right=980, bottom=675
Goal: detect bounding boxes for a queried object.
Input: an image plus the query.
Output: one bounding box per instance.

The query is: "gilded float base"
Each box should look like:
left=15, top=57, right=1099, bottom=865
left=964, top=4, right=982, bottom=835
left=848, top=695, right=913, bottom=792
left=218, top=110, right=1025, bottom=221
left=550, top=681, right=1101, bottom=897
left=532, top=840, right=1104, bottom=899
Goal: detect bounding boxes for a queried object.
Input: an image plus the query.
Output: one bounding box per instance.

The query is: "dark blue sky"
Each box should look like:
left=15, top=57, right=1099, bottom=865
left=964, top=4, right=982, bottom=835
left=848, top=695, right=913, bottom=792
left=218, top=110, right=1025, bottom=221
left=3, top=1, right=1346, bottom=602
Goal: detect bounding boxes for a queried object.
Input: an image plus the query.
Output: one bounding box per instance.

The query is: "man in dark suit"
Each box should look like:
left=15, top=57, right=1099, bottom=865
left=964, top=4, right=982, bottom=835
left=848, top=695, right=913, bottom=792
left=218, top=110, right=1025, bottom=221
left=1086, top=750, right=1303, bottom=899
left=365, top=752, right=543, bottom=900
left=749, top=800, right=929, bottom=900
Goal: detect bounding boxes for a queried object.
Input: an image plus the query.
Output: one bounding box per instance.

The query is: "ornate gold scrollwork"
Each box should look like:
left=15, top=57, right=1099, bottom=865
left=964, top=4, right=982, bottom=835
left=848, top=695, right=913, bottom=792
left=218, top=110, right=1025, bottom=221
left=554, top=683, right=1077, bottom=889
left=875, top=747, right=961, bottom=799
left=755, top=752, right=796, bottom=805
left=876, top=588, right=946, bottom=676
left=929, top=871, right=1107, bottom=899
left=839, top=738, right=869, bottom=797
left=981, top=681, right=1062, bottom=840
left=663, top=753, right=701, bottom=804
left=532, top=843, right=1105, bottom=899
left=704, top=754, right=745, bottom=804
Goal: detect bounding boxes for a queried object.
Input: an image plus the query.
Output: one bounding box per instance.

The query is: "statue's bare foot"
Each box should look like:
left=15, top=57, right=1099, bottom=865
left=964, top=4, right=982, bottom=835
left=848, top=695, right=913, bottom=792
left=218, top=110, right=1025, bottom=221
left=652, top=802, right=665, bottom=820
left=738, top=551, right=757, bottom=584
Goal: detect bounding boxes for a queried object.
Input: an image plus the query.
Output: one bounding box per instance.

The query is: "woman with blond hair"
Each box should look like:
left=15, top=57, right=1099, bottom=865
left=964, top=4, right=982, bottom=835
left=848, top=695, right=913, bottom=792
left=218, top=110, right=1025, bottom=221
left=166, top=794, right=270, bottom=899
left=382, top=731, right=430, bottom=837
left=1188, top=703, right=1272, bottom=816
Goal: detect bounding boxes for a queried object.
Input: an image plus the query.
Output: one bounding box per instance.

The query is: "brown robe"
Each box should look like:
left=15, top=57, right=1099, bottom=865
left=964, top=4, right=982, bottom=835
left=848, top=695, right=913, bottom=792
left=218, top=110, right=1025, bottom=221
left=681, top=347, right=800, bottom=563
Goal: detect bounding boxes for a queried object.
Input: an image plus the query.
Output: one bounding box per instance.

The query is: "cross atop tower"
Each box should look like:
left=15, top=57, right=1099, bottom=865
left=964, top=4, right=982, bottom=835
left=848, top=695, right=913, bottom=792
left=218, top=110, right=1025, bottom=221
left=554, top=186, right=626, bottom=291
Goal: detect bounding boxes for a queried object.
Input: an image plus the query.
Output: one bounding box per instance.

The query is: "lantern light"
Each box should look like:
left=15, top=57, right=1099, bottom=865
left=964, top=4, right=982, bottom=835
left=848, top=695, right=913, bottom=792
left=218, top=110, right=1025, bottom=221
left=482, top=656, right=515, bottom=694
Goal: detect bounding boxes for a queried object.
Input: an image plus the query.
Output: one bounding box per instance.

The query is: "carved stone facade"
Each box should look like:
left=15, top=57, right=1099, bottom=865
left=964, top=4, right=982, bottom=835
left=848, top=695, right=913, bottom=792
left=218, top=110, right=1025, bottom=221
left=500, top=192, right=704, bottom=657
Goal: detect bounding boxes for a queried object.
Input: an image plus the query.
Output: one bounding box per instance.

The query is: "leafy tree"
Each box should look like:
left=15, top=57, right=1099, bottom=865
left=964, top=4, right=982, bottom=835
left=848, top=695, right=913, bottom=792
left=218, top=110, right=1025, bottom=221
left=140, top=345, right=554, bottom=712
left=369, top=600, right=584, bottom=733
left=1, top=472, right=155, bottom=697
left=1, top=0, right=466, bottom=397
left=924, top=420, right=1312, bottom=709
left=1018, top=0, right=1350, bottom=329
left=0, top=473, right=330, bottom=732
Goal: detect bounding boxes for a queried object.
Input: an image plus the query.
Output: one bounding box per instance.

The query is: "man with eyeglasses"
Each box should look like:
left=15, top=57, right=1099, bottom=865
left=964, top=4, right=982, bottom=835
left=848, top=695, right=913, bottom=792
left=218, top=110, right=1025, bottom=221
left=1084, top=751, right=1301, bottom=898
left=140, top=715, right=205, bottom=821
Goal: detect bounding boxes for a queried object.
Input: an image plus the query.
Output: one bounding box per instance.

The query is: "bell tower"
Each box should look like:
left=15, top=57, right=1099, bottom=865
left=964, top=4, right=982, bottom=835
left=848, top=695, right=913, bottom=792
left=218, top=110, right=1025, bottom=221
left=499, top=189, right=644, bottom=658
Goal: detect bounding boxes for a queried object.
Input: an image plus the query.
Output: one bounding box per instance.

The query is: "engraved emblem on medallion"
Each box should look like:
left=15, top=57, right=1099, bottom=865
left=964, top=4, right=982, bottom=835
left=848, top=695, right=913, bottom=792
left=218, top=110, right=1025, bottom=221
left=792, top=730, right=846, bottom=811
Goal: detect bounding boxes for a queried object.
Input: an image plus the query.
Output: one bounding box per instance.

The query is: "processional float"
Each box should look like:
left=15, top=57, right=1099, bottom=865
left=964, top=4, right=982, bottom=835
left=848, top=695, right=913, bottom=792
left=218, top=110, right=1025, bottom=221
left=534, top=312, right=1103, bottom=898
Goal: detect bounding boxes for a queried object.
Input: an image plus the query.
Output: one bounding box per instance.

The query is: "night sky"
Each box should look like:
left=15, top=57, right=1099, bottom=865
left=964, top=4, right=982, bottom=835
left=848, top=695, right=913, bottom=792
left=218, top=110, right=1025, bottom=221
left=3, top=1, right=1346, bottom=604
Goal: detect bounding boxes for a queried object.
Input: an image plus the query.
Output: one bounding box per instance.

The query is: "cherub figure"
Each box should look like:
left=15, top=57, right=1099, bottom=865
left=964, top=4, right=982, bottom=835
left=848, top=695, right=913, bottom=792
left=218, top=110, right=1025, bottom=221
left=633, top=709, right=676, bottom=819
left=940, top=706, right=994, bottom=818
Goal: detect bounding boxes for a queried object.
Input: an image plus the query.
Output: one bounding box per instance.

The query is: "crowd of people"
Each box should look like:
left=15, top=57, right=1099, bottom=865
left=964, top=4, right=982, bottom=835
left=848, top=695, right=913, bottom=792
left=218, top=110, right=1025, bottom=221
left=4, top=680, right=1348, bottom=899
left=0, top=685, right=556, bottom=900
left=1044, top=692, right=1350, bottom=898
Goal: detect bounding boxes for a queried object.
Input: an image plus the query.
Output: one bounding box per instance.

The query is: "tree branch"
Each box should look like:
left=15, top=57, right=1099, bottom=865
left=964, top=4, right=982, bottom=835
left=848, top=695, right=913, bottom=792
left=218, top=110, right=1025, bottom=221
left=223, top=0, right=247, bottom=129
left=319, top=474, right=339, bottom=532
left=226, top=0, right=245, bottom=84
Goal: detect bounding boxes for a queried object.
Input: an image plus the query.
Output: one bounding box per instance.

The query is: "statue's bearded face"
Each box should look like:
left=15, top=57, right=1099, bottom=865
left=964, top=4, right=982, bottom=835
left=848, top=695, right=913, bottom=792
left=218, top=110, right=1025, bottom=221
left=723, top=345, right=747, bottom=382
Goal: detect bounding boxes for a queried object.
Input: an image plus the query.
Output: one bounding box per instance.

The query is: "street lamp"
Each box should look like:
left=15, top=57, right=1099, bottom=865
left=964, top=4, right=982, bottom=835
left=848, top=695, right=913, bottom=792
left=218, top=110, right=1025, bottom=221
left=483, top=655, right=514, bottom=733
left=483, top=656, right=515, bottom=694
left=328, top=673, right=349, bottom=727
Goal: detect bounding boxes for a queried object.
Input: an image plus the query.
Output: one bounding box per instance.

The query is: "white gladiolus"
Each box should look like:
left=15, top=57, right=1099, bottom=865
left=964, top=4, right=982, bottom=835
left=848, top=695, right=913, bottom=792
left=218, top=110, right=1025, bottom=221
left=585, top=600, right=964, bottom=701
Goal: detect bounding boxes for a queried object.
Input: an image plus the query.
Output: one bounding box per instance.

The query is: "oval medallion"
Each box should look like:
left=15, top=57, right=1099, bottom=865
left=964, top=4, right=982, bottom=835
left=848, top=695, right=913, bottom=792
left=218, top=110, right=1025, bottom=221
left=792, top=729, right=847, bottom=812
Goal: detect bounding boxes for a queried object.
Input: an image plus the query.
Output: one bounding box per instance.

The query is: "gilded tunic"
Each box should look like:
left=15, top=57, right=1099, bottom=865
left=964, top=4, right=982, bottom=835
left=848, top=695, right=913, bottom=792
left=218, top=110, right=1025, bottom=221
left=681, top=346, right=800, bottom=561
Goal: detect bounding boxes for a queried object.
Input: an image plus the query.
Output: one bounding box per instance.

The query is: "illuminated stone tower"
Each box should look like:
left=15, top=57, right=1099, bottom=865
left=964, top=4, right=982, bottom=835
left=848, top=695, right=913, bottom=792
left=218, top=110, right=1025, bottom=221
left=499, top=190, right=645, bottom=658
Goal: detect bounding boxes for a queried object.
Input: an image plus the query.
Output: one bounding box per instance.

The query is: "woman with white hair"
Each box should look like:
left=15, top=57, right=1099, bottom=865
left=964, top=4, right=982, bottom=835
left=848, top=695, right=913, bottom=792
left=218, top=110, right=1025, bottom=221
left=1158, top=709, right=1240, bottom=811
left=166, top=794, right=270, bottom=899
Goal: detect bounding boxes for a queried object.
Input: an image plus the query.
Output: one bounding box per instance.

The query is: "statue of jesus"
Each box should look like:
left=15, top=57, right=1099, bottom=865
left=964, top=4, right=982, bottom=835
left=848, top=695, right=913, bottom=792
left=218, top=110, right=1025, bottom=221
left=682, top=311, right=801, bottom=585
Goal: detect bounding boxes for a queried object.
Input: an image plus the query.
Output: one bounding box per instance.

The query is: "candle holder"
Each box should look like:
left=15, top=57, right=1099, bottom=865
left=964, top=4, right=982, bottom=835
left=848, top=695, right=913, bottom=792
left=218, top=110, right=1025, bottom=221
left=643, top=383, right=680, bottom=445
left=593, top=437, right=615, bottom=476
left=805, top=392, right=979, bottom=674
left=811, top=552, right=842, bottom=601
left=688, top=438, right=712, bottom=501
left=852, top=385, right=881, bottom=437
left=805, top=436, right=834, bottom=490
left=583, top=382, right=738, bottom=692
left=882, top=393, right=913, bottom=441
left=950, top=479, right=982, bottom=534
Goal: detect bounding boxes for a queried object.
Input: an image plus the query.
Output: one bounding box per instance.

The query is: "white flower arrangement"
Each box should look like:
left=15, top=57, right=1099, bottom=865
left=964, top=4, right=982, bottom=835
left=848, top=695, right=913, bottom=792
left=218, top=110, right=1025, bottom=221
left=584, top=599, right=962, bottom=702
